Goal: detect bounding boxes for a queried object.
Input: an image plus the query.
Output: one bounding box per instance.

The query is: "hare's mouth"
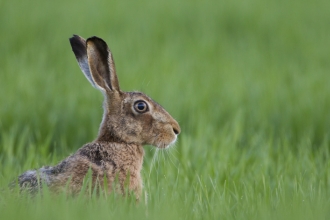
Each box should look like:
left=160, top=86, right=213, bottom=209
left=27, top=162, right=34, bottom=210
left=149, top=131, right=178, bottom=149
left=166, top=135, right=178, bottom=149
left=156, top=135, right=177, bottom=149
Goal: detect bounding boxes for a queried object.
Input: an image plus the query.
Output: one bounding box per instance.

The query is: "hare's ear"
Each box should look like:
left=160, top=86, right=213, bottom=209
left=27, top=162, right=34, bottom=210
left=69, top=35, right=97, bottom=88
left=85, top=36, right=120, bottom=92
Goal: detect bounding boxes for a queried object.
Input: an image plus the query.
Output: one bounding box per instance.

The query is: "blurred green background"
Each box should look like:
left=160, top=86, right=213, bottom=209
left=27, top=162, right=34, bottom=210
left=1, top=0, right=330, bottom=219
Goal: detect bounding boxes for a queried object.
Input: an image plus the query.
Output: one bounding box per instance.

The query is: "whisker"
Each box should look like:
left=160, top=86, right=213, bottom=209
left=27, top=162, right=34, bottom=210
left=148, top=148, right=159, bottom=179
left=165, top=147, right=180, bottom=170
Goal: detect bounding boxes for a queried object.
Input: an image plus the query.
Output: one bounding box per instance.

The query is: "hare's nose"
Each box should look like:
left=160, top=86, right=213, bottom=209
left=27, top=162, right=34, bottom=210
left=173, top=128, right=180, bottom=135
left=172, top=122, right=181, bottom=135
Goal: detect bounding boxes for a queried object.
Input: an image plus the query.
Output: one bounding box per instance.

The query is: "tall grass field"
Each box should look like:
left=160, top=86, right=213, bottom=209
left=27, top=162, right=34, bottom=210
left=1, top=0, right=330, bottom=219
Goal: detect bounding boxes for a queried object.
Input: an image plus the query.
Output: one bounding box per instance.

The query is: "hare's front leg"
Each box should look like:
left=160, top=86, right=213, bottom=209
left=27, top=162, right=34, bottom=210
left=130, top=174, right=143, bottom=200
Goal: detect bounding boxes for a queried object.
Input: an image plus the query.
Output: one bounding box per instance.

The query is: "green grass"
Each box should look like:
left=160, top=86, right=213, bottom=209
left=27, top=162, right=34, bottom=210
left=1, top=0, right=330, bottom=219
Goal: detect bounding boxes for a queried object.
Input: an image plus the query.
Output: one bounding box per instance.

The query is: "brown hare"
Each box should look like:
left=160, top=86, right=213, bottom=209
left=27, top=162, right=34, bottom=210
left=16, top=35, right=180, bottom=199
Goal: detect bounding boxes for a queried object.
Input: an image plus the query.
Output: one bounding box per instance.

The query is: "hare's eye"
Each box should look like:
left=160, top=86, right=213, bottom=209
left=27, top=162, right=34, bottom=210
left=134, top=101, right=148, bottom=113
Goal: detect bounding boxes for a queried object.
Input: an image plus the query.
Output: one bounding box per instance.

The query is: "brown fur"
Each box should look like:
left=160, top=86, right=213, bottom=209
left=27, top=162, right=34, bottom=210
left=15, top=35, right=180, bottom=199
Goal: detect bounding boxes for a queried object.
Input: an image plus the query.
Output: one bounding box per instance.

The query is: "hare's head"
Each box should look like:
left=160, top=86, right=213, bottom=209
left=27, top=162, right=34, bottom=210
left=69, top=35, right=180, bottom=148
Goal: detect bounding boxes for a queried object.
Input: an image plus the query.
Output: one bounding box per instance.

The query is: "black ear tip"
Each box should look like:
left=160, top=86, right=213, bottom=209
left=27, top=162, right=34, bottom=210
left=86, top=36, right=108, bottom=47
left=69, top=35, right=87, bottom=58
left=87, top=36, right=101, bottom=41
left=69, top=35, right=82, bottom=44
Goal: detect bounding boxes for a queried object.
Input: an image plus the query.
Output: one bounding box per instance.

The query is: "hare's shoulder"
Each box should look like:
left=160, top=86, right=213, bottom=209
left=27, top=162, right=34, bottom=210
left=74, top=142, right=144, bottom=171
left=74, top=142, right=117, bottom=166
